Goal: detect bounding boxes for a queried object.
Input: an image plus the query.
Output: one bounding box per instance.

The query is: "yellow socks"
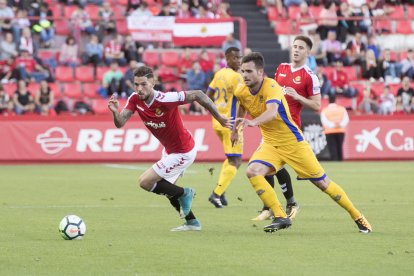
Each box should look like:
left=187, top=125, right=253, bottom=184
left=249, top=175, right=287, bottom=218
left=324, top=181, right=361, bottom=220
left=213, top=159, right=238, bottom=196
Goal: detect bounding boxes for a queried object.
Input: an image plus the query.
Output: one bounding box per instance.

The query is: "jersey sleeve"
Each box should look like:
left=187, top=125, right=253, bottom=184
left=306, top=71, right=321, bottom=96
left=208, top=76, right=216, bottom=93
left=155, top=91, right=187, bottom=110
left=124, top=94, right=136, bottom=112
left=265, top=80, right=283, bottom=105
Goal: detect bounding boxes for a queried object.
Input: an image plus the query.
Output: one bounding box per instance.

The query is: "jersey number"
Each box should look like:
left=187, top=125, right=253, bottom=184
left=213, top=87, right=228, bottom=103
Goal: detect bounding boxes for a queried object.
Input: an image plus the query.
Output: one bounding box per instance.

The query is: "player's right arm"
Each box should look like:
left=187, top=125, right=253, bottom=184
left=231, top=104, right=246, bottom=146
left=108, top=95, right=133, bottom=128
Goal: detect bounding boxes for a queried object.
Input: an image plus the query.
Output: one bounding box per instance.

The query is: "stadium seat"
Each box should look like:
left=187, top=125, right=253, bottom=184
left=158, top=66, right=179, bottom=82
left=335, top=96, right=354, bottom=109
left=116, top=0, right=128, bottom=6
left=370, top=82, right=385, bottom=94
left=321, top=66, right=335, bottom=77
left=274, top=20, right=297, bottom=35
left=116, top=20, right=129, bottom=35
left=389, top=6, right=405, bottom=20
left=113, top=6, right=125, bottom=18
left=83, top=83, right=101, bottom=99
left=375, top=19, right=392, bottom=33
left=48, top=82, right=62, bottom=99
left=399, top=51, right=408, bottom=61
left=62, top=83, right=83, bottom=99
left=342, top=66, right=358, bottom=81
left=50, top=5, right=62, bottom=17
left=267, top=7, right=279, bottom=20
left=75, top=66, right=95, bottom=83
left=288, top=6, right=300, bottom=19
left=55, top=66, right=75, bottom=82
left=64, top=5, right=77, bottom=18
left=91, top=99, right=109, bottom=114
left=395, top=21, right=413, bottom=34
left=189, top=51, right=199, bottom=61
left=388, top=83, right=400, bottom=96
left=85, top=5, right=100, bottom=20
left=207, top=51, right=217, bottom=62
left=352, top=82, right=364, bottom=95
left=408, top=6, right=414, bottom=18
left=142, top=51, right=160, bottom=67
left=27, top=83, right=40, bottom=94
left=2, top=83, right=16, bottom=96
left=161, top=51, right=180, bottom=67
left=96, top=66, right=109, bottom=82
left=164, top=81, right=182, bottom=92
left=309, top=6, right=322, bottom=17
left=54, top=20, right=70, bottom=36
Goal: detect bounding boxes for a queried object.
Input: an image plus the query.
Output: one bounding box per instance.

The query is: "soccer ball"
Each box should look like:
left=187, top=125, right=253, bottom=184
left=59, top=215, right=86, bottom=240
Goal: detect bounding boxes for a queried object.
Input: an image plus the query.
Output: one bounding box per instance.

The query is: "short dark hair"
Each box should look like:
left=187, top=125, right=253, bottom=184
left=225, top=46, right=240, bottom=56
left=294, top=35, right=313, bottom=50
left=134, top=66, right=154, bottom=79
left=241, top=52, right=265, bottom=69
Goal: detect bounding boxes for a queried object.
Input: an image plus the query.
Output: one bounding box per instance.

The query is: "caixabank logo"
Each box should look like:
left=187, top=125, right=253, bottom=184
left=354, top=127, right=414, bottom=153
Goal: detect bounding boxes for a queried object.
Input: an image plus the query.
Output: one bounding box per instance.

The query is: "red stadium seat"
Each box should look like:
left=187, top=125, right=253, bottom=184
left=399, top=51, right=408, bottom=61
left=62, top=83, right=83, bottom=99
left=321, top=66, right=335, bottom=77
left=2, top=83, right=17, bottom=96
left=91, top=99, right=109, bottom=114
left=85, top=5, right=100, bottom=20
left=75, top=66, right=95, bottom=82
left=395, top=21, right=413, bottom=34
left=27, top=82, right=40, bottom=94
left=96, top=66, right=109, bottom=82
left=388, top=83, right=400, bottom=96
left=116, top=0, right=128, bottom=6
left=408, top=6, right=414, bottom=18
left=274, top=20, right=297, bottom=35
left=351, top=82, right=364, bottom=95
left=158, top=66, right=179, bottom=82
left=37, top=50, right=58, bottom=61
left=54, top=20, right=70, bottom=35
left=342, top=66, right=358, bottom=81
left=50, top=5, right=62, bottom=17
left=207, top=51, right=217, bottom=62
left=370, top=82, right=385, bottom=95
left=83, top=82, right=101, bottom=99
left=113, top=6, right=125, bottom=18
left=64, top=5, right=78, bottom=18
left=142, top=51, right=160, bottom=67
left=164, top=81, right=182, bottom=92
left=335, top=96, right=354, bottom=109
left=309, top=6, right=322, bottom=17
left=161, top=51, right=180, bottom=67
left=375, top=19, right=392, bottom=33
left=188, top=51, right=199, bottom=61
left=288, top=6, right=300, bottom=19
left=48, top=82, right=62, bottom=99
left=267, top=7, right=279, bottom=21
left=116, top=19, right=129, bottom=35
left=55, top=66, right=75, bottom=82
left=389, top=6, right=405, bottom=20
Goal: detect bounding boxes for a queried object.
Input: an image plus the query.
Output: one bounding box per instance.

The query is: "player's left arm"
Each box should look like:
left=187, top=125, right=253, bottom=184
left=185, top=90, right=230, bottom=128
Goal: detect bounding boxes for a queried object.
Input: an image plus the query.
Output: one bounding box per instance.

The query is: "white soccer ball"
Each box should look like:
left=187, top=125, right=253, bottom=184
left=59, top=215, right=86, bottom=240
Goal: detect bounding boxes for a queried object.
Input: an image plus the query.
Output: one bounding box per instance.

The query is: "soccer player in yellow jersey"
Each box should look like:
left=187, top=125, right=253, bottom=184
left=231, top=52, right=372, bottom=233
left=206, top=47, right=243, bottom=208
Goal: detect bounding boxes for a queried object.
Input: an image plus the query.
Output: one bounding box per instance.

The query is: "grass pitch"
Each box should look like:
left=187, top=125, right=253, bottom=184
left=1, top=162, right=413, bottom=275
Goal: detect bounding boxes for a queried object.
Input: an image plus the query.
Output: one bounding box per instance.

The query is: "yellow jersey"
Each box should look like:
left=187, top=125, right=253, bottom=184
left=208, top=67, right=243, bottom=130
left=234, top=77, right=304, bottom=146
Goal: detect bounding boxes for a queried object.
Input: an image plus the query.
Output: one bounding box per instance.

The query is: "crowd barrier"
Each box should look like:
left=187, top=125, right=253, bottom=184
left=0, top=114, right=413, bottom=162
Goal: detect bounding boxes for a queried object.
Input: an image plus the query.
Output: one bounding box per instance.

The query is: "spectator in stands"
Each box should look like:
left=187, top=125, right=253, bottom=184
left=361, top=49, right=381, bottom=81
left=176, top=0, right=192, bottom=18
left=0, top=0, right=14, bottom=33
left=31, top=3, right=54, bottom=48
left=345, top=32, right=366, bottom=65
left=0, top=84, right=13, bottom=115
left=124, top=59, right=141, bottom=96
left=337, top=1, right=357, bottom=43
left=316, top=66, right=332, bottom=98
left=152, top=68, right=165, bottom=92
left=296, top=2, right=317, bottom=36
left=179, top=47, right=194, bottom=75
left=195, top=4, right=215, bottom=18
left=130, top=2, right=153, bottom=17
left=400, top=49, right=414, bottom=79
left=368, top=0, right=395, bottom=17
left=358, top=4, right=372, bottom=34
left=396, top=76, right=414, bottom=114
left=186, top=62, right=206, bottom=91
left=34, top=79, right=54, bottom=116
left=101, top=61, right=126, bottom=98
left=0, top=32, right=18, bottom=61
left=0, top=57, right=16, bottom=82
left=71, top=3, right=95, bottom=42
left=366, top=35, right=380, bottom=60
left=222, top=33, right=241, bottom=52
left=318, top=1, right=338, bottom=40
left=199, top=49, right=214, bottom=83
left=104, top=34, right=127, bottom=66
left=59, top=36, right=79, bottom=68
left=215, top=2, right=231, bottom=18
left=322, top=30, right=343, bottom=65
left=19, top=27, right=36, bottom=56
left=379, top=48, right=401, bottom=84
left=123, top=35, right=144, bottom=63
left=127, top=0, right=142, bottom=15
left=12, top=9, right=31, bottom=45
left=96, top=1, right=116, bottom=42
left=358, top=82, right=379, bottom=114
left=378, top=85, right=396, bottom=115
left=348, top=0, right=365, bottom=15
left=328, top=60, right=358, bottom=99
left=13, top=80, right=35, bottom=115
left=310, top=32, right=327, bottom=66
left=82, top=34, right=103, bottom=68
left=13, top=49, right=49, bottom=83
left=158, top=3, right=175, bottom=16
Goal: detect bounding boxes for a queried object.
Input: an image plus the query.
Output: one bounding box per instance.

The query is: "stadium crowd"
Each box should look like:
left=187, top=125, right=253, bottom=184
left=0, top=0, right=413, bottom=116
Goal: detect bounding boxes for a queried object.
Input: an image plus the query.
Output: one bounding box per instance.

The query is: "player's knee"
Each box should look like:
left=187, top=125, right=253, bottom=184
left=246, top=167, right=259, bottom=178
left=228, top=158, right=242, bottom=169
left=138, top=176, right=151, bottom=191
left=311, top=177, right=330, bottom=191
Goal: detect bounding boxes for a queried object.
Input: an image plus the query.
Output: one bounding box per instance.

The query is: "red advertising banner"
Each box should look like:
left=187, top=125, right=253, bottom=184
left=0, top=116, right=261, bottom=162
left=344, top=120, right=414, bottom=160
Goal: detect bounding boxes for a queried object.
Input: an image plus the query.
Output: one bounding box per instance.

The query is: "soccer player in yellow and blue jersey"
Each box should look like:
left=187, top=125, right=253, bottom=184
left=206, top=47, right=243, bottom=208
left=231, top=52, right=372, bottom=233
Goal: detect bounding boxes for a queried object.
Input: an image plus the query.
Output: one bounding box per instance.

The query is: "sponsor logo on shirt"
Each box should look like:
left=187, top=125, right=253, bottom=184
left=279, top=73, right=286, bottom=77
left=144, top=121, right=166, bottom=129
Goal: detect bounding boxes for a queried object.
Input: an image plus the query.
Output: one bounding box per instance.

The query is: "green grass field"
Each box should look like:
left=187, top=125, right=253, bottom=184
left=1, top=162, right=414, bottom=275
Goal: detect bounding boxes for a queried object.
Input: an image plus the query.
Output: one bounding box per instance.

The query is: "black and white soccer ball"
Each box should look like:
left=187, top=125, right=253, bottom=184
left=59, top=215, right=86, bottom=240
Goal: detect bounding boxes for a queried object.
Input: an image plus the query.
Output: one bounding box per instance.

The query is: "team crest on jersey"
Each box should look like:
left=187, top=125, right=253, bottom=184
left=155, top=107, right=164, bottom=117
left=292, top=76, right=301, bottom=84
left=259, top=95, right=264, bottom=103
